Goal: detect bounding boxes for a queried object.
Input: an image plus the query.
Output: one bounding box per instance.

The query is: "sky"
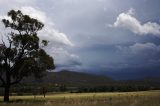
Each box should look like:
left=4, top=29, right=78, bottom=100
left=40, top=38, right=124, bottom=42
left=0, top=0, right=160, bottom=79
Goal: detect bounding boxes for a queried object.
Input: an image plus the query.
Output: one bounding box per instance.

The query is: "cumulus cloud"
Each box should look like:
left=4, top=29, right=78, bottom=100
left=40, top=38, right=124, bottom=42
left=46, top=46, right=81, bottom=65
left=111, top=8, right=160, bottom=36
left=0, top=6, right=79, bottom=70
left=0, top=6, right=73, bottom=47
left=117, top=42, right=160, bottom=56
left=20, top=6, right=74, bottom=47
left=129, top=43, right=160, bottom=53
left=19, top=7, right=81, bottom=68
left=0, top=0, right=35, bottom=4
left=45, top=46, right=82, bottom=72
left=1, top=0, right=160, bottom=74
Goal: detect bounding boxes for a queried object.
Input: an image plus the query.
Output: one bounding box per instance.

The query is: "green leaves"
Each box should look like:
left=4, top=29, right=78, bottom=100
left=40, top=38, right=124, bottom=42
left=41, top=40, right=48, bottom=47
left=38, top=49, right=55, bottom=70
left=2, top=10, right=44, bottom=32
left=8, top=10, right=19, bottom=21
left=0, top=10, right=55, bottom=85
left=2, top=19, right=10, bottom=28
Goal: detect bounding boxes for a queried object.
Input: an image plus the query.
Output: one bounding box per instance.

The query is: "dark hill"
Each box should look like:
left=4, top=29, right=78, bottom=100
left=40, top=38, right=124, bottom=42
left=22, top=70, right=114, bottom=86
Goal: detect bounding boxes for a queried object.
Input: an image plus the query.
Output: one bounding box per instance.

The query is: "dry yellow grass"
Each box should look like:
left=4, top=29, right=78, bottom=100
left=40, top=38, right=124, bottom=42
left=0, top=90, right=160, bottom=106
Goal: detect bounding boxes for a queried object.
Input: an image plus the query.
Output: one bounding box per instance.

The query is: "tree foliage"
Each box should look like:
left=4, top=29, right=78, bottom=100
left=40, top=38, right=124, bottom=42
left=0, top=10, right=55, bottom=102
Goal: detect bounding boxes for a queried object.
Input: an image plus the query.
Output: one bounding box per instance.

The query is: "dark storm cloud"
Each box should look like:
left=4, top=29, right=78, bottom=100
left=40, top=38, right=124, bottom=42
left=0, top=0, right=160, bottom=79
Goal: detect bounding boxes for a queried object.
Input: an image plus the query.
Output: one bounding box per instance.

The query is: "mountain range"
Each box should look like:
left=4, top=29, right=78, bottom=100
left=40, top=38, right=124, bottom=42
left=21, top=70, right=160, bottom=87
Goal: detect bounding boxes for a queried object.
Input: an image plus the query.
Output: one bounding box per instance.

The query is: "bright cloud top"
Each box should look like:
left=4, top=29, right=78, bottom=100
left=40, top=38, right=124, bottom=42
left=21, top=6, right=74, bottom=47
left=0, top=6, right=78, bottom=70
left=19, top=7, right=77, bottom=68
left=111, top=8, right=160, bottom=36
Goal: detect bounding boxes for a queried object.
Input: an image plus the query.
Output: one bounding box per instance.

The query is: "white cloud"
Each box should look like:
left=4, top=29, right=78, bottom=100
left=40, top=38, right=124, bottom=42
left=15, top=0, right=35, bottom=4
left=130, top=43, right=160, bottom=53
left=0, top=6, right=78, bottom=70
left=0, top=6, right=73, bottom=47
left=20, top=6, right=74, bottom=47
left=0, top=0, right=35, bottom=7
left=20, top=7, right=77, bottom=67
left=117, top=42, right=160, bottom=55
left=21, top=7, right=46, bottom=23
left=111, top=8, right=160, bottom=36
left=45, top=46, right=81, bottom=71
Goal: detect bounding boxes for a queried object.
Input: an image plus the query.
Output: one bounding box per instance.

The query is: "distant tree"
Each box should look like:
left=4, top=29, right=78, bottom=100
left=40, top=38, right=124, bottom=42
left=42, top=87, right=46, bottom=98
left=0, top=10, right=55, bottom=102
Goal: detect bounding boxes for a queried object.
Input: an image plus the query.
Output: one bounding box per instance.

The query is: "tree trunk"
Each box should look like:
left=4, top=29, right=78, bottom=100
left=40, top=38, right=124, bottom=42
left=4, top=85, right=10, bottom=103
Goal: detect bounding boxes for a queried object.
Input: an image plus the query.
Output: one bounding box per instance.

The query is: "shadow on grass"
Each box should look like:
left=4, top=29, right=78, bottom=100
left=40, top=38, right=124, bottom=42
left=0, top=99, right=46, bottom=104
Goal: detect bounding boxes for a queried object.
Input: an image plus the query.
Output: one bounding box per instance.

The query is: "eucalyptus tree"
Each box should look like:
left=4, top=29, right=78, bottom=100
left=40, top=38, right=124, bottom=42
left=0, top=10, right=55, bottom=102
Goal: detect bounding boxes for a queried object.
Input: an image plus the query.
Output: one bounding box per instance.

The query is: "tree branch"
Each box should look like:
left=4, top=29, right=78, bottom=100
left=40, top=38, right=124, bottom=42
left=0, top=75, right=5, bottom=85
left=10, top=77, right=23, bottom=85
left=1, top=36, right=6, bottom=47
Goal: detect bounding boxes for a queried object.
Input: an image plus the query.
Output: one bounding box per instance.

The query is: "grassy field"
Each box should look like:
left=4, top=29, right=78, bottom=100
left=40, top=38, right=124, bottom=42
left=0, top=90, right=160, bottom=106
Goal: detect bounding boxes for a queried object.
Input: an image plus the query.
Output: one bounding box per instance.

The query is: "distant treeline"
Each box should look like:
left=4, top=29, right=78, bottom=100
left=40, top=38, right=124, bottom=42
left=76, top=85, right=160, bottom=93
left=0, top=83, right=159, bottom=96
left=1, top=70, right=159, bottom=96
